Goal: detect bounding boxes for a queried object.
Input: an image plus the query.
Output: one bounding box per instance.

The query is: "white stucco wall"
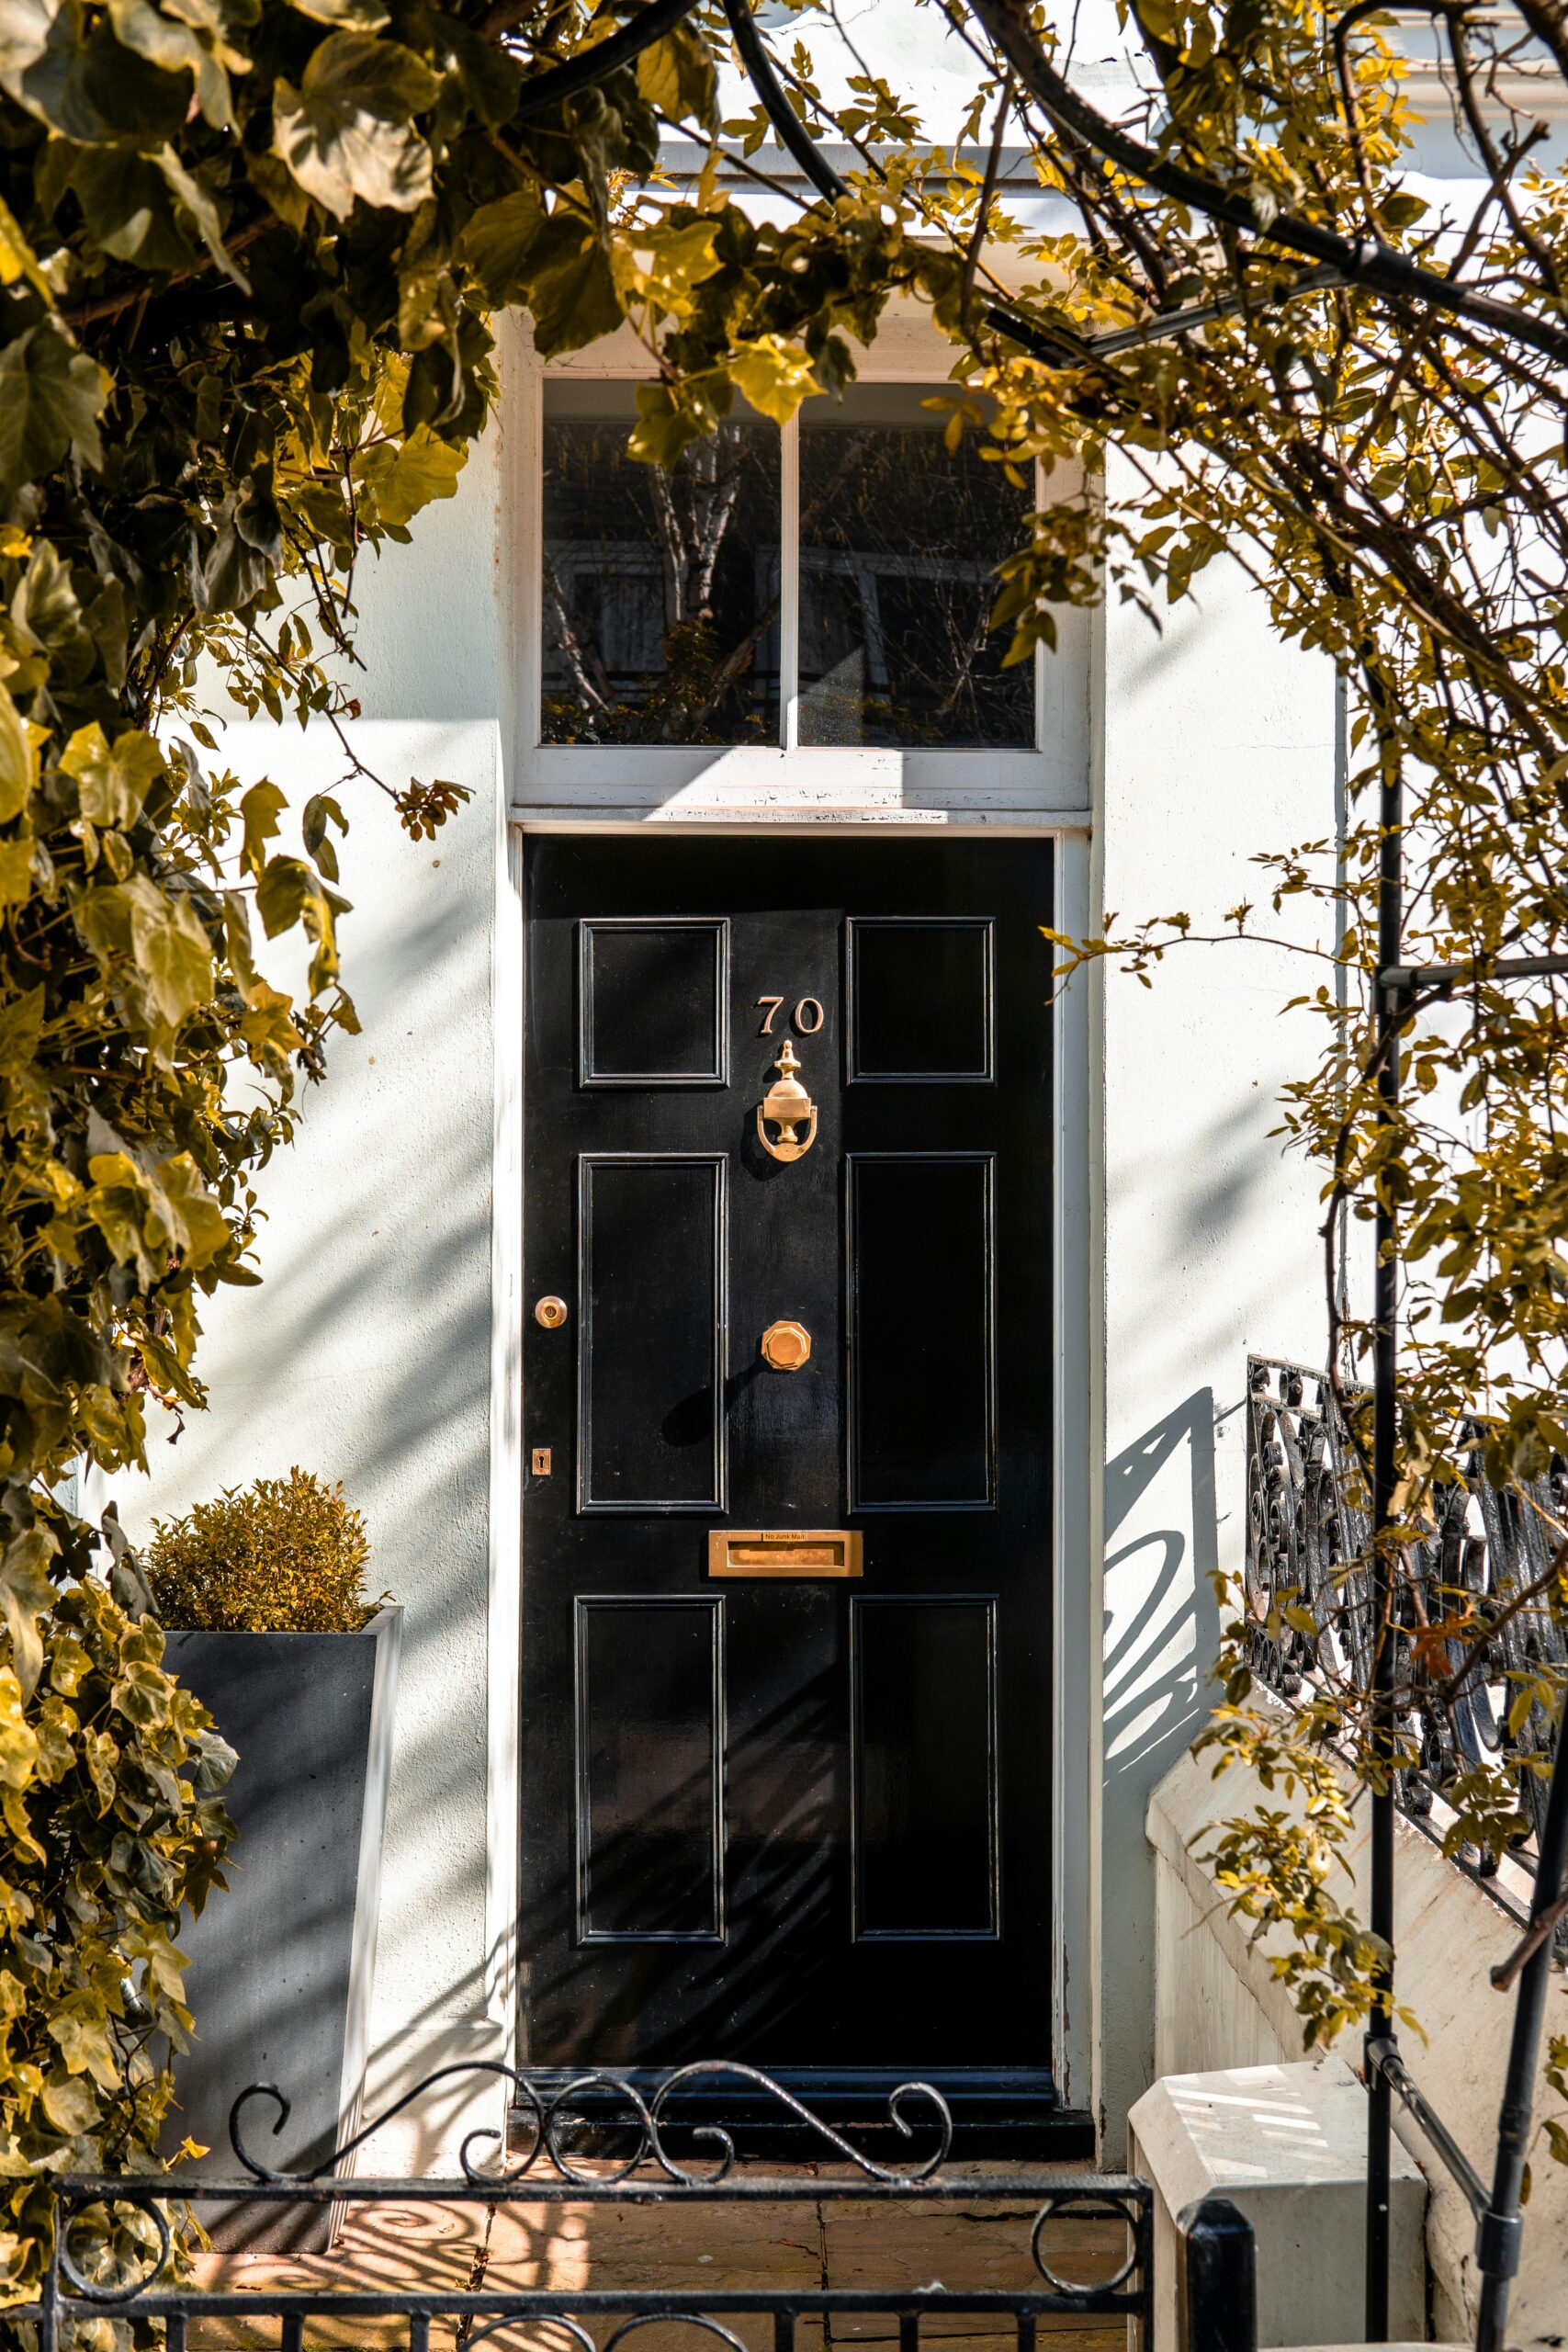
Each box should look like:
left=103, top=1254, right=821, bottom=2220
left=115, top=421, right=513, bottom=2172
left=1149, top=1727, right=1568, bottom=2348
left=1093, top=451, right=1335, bottom=2151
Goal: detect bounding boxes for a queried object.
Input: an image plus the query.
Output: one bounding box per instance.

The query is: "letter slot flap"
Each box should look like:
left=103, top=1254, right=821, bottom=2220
left=707, top=1530, right=863, bottom=1578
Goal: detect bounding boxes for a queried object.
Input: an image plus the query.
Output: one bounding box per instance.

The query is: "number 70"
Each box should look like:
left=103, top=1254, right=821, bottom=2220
left=757, top=996, right=825, bottom=1036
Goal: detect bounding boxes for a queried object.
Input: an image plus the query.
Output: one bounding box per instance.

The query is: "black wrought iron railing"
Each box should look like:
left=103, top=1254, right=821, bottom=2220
left=18, top=2063, right=1257, bottom=2352
left=1245, top=1352, right=1568, bottom=1898
left=1246, top=1353, right=1568, bottom=2351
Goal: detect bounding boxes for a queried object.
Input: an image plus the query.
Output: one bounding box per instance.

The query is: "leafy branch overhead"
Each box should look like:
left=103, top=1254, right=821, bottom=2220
left=1, top=0, right=1567, bottom=2230
left=0, top=0, right=1009, bottom=2274
left=0, top=0, right=979, bottom=1516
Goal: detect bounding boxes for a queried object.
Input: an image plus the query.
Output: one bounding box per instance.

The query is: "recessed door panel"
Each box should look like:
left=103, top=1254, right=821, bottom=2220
left=846, top=917, right=995, bottom=1082
left=580, top=917, right=729, bottom=1087
left=578, top=1154, right=727, bottom=1510
left=575, top=1597, right=724, bottom=1941
left=852, top=1596, right=998, bottom=1939
left=847, top=1153, right=997, bottom=1510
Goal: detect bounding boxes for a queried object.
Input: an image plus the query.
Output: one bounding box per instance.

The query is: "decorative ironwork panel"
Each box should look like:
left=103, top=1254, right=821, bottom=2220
left=22, top=2064, right=1168, bottom=2352
left=1245, top=1354, right=1568, bottom=1895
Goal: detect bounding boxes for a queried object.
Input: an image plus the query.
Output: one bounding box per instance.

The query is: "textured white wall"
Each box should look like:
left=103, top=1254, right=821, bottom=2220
left=1094, top=449, right=1335, bottom=2150
left=1151, top=1727, right=1568, bottom=2348
left=118, top=422, right=512, bottom=2171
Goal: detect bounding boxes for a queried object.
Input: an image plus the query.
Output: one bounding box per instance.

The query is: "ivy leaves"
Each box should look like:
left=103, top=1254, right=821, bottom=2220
left=637, top=23, right=715, bottom=127
left=0, top=322, right=106, bottom=497
left=60, top=723, right=162, bottom=831
left=273, top=32, right=442, bottom=218
left=353, top=425, right=464, bottom=529
left=0, top=1536, right=238, bottom=2281
left=0, top=688, right=34, bottom=830
left=76, top=876, right=214, bottom=1046
left=527, top=209, right=625, bottom=354
left=460, top=187, right=544, bottom=305
left=0, top=1532, right=52, bottom=1703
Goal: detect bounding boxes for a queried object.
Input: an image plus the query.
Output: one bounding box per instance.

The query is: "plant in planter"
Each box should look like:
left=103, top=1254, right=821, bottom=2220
left=146, top=1468, right=385, bottom=1635
left=146, top=1471, right=400, bottom=2249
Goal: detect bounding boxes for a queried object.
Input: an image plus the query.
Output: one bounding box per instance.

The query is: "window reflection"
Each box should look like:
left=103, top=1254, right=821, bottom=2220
left=798, top=386, right=1033, bottom=750
left=542, top=380, right=780, bottom=745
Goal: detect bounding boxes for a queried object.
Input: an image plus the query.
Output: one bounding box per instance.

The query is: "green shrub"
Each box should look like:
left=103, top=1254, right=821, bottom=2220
left=145, top=1469, right=381, bottom=1634
left=0, top=1502, right=236, bottom=2313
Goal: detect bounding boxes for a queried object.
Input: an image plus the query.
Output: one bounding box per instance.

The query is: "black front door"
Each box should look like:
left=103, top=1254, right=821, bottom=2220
left=520, top=835, right=1065, bottom=2135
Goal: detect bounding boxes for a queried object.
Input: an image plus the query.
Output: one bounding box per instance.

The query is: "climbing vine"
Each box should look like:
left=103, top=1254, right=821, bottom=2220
left=4, top=0, right=1568, bottom=2242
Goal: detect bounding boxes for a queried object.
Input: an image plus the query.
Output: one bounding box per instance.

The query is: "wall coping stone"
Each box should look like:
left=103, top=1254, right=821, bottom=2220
left=1146, top=1721, right=1568, bottom=2348
left=1128, top=2055, right=1426, bottom=2348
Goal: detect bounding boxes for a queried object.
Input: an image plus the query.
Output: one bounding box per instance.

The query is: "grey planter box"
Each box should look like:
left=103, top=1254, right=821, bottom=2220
left=163, top=1606, right=401, bottom=2251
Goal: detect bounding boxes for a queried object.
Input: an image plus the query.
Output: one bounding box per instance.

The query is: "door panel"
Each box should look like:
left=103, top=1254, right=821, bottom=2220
left=521, top=836, right=1059, bottom=2121
left=851, top=1594, right=998, bottom=1939
left=846, top=1153, right=996, bottom=1510
left=578, top=1155, right=727, bottom=1510
left=579, top=918, right=729, bottom=1087
left=846, top=917, right=996, bottom=1082
left=575, top=1596, right=724, bottom=1941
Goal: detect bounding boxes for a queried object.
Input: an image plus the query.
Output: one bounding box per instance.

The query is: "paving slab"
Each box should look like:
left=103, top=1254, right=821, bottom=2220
left=481, top=2194, right=828, bottom=2352
left=187, top=2199, right=485, bottom=2350
left=816, top=2199, right=1126, bottom=2347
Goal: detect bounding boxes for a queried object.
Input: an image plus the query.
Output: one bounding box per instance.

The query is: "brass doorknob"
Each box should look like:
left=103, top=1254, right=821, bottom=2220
left=761, top=1319, right=812, bottom=1372
left=535, top=1295, right=569, bottom=1329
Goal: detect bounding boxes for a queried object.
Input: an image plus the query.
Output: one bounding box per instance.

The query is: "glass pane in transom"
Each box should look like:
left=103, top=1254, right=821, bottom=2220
left=798, top=385, right=1033, bottom=751
left=541, top=380, right=780, bottom=746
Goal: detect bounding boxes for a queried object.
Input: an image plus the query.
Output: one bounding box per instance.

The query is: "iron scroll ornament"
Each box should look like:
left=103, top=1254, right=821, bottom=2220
left=37, top=2058, right=1156, bottom=2331
left=52, top=2062, right=959, bottom=2308
left=226, top=2058, right=955, bottom=2192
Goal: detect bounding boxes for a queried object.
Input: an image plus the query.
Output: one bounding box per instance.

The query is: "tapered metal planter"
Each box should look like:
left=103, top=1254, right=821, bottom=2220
left=163, top=1606, right=401, bottom=2251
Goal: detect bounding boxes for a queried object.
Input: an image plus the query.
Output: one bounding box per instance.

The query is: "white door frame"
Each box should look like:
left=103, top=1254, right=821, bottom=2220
left=486, top=307, right=1102, bottom=2130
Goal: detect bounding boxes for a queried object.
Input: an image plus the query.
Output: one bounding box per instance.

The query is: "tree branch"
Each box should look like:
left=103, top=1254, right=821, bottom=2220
left=964, top=0, right=1568, bottom=367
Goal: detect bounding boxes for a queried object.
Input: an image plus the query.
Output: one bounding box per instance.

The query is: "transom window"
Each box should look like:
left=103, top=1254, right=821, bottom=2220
left=541, top=380, right=1034, bottom=752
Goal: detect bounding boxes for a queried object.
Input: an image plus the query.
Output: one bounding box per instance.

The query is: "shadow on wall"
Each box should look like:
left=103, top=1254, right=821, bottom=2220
left=116, top=762, right=506, bottom=2177
left=1103, top=1390, right=1223, bottom=1786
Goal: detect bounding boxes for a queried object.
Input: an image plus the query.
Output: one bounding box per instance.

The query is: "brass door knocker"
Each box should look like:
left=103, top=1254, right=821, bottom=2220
left=757, top=1039, right=818, bottom=1163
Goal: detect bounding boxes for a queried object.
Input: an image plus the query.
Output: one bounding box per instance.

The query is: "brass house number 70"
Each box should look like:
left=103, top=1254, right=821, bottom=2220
left=757, top=996, right=825, bottom=1036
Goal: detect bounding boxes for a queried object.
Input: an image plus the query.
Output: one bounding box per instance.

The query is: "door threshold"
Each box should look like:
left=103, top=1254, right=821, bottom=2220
left=509, top=2067, right=1095, bottom=2163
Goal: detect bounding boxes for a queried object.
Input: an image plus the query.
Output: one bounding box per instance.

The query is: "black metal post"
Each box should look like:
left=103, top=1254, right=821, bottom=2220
left=1474, top=1690, right=1568, bottom=2352
left=1177, top=2197, right=1257, bottom=2352
left=39, top=2191, right=58, bottom=2352
left=1367, top=749, right=1404, bottom=2343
